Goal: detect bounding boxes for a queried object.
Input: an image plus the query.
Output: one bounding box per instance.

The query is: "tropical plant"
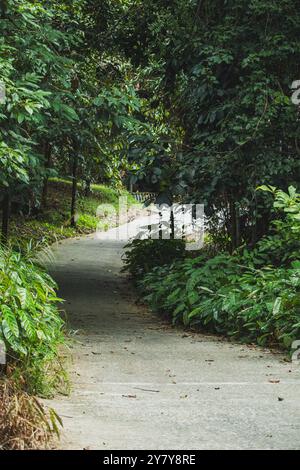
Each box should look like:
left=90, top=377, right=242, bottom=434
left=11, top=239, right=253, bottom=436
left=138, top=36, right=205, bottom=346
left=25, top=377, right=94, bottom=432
left=0, top=244, right=66, bottom=395
left=122, top=239, right=186, bottom=279
left=136, top=186, right=300, bottom=350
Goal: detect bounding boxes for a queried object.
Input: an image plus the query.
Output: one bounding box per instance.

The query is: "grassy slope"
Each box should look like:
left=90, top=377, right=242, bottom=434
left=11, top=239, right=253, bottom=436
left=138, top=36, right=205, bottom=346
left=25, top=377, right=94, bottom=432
left=10, top=179, right=137, bottom=249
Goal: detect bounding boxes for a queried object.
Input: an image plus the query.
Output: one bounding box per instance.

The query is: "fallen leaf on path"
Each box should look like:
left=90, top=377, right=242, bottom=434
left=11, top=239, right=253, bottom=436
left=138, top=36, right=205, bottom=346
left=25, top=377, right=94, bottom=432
left=134, top=388, right=160, bottom=393
left=269, top=379, right=280, bottom=383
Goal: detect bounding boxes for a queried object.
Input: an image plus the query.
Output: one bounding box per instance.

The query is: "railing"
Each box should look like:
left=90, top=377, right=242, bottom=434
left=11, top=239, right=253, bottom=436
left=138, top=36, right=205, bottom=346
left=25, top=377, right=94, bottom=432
left=131, top=192, right=158, bottom=204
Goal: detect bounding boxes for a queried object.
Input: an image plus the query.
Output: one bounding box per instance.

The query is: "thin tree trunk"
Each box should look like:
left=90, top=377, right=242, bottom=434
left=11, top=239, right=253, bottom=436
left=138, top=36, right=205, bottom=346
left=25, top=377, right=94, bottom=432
left=0, top=1, right=7, bottom=19
left=1, top=188, right=11, bottom=245
left=41, top=142, right=52, bottom=208
left=170, top=208, right=175, bottom=239
left=251, top=200, right=258, bottom=246
left=84, top=179, right=91, bottom=197
left=229, top=199, right=237, bottom=252
left=195, top=0, right=203, bottom=19
left=235, top=206, right=241, bottom=248
left=70, top=153, right=78, bottom=227
left=158, top=208, right=162, bottom=239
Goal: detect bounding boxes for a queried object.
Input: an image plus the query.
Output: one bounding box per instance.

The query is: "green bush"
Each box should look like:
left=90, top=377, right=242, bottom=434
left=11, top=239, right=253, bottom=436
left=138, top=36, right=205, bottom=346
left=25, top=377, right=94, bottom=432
left=141, top=255, right=300, bottom=349
left=122, top=239, right=186, bottom=278
left=0, top=245, right=66, bottom=395
left=136, top=187, right=300, bottom=350
left=76, top=213, right=98, bottom=231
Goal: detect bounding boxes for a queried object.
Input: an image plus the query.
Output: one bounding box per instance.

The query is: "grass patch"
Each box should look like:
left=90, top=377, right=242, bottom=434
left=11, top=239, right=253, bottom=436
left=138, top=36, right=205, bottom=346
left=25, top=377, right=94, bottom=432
left=10, top=179, right=137, bottom=249
left=0, top=378, right=62, bottom=450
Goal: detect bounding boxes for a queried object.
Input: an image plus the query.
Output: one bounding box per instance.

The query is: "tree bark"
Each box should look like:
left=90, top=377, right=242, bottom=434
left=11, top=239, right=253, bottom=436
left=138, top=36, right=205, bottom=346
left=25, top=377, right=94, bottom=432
left=70, top=153, right=78, bottom=227
left=84, top=179, right=91, bottom=197
left=229, top=199, right=237, bottom=252
left=195, top=0, right=203, bottom=19
left=251, top=200, right=258, bottom=246
left=0, top=1, right=8, bottom=19
left=1, top=188, right=11, bottom=245
left=235, top=205, right=241, bottom=248
left=170, top=208, right=175, bottom=239
left=41, top=142, right=52, bottom=208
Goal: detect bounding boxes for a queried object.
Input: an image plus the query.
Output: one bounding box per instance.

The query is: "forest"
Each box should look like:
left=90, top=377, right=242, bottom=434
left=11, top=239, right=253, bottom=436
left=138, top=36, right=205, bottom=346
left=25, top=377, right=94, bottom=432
left=0, top=0, right=300, bottom=452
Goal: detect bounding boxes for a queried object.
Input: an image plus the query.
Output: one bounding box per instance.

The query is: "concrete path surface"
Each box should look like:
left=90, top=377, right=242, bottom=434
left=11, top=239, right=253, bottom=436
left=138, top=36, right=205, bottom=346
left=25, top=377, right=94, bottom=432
left=44, top=233, right=300, bottom=450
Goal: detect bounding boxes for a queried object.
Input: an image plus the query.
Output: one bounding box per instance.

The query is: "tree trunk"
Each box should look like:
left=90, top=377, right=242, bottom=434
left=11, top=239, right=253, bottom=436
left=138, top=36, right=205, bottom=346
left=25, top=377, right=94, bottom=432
left=0, top=1, right=8, bottom=19
left=159, top=210, right=163, bottom=240
left=70, top=153, right=78, bottom=227
left=84, top=179, right=91, bottom=197
left=1, top=188, right=11, bottom=245
left=41, top=142, right=52, bottom=208
left=251, top=200, right=258, bottom=247
left=235, top=205, right=241, bottom=248
left=170, top=208, right=175, bottom=239
left=229, top=199, right=237, bottom=252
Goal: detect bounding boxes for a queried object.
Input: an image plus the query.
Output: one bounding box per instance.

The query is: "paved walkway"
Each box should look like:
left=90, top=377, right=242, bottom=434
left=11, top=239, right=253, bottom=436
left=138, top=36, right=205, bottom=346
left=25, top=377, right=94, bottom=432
left=45, top=233, right=300, bottom=450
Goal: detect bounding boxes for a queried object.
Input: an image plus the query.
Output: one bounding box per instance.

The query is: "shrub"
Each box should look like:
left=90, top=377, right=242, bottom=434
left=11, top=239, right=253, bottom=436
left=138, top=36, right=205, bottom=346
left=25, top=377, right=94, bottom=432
left=0, top=245, right=66, bottom=395
left=141, top=256, right=300, bottom=349
left=122, top=239, right=186, bottom=278
left=0, top=379, right=62, bottom=450
left=136, top=186, right=300, bottom=350
left=76, top=213, right=98, bottom=231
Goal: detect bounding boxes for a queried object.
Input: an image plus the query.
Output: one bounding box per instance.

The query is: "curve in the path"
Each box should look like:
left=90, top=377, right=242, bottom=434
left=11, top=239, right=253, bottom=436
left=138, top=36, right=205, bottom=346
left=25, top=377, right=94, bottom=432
left=44, top=234, right=300, bottom=450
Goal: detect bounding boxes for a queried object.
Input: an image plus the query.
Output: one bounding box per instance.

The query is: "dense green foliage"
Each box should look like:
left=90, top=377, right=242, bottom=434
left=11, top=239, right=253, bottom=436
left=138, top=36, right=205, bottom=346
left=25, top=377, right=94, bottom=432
left=0, top=0, right=143, bottom=240
left=0, top=0, right=300, bottom=405
left=0, top=244, right=66, bottom=395
left=109, top=0, right=300, bottom=249
left=129, top=188, right=300, bottom=350
left=9, top=179, right=137, bottom=250
left=122, top=239, right=186, bottom=278
left=2, top=0, right=299, bottom=247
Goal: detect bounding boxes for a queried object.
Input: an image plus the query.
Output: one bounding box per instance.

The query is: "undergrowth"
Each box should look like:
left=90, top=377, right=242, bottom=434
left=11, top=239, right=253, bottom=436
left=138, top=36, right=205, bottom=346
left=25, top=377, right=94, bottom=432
left=0, top=378, right=62, bottom=450
left=122, top=239, right=186, bottom=278
left=10, top=179, right=137, bottom=249
left=125, top=186, right=300, bottom=351
left=0, top=244, right=68, bottom=397
left=0, top=242, right=68, bottom=448
left=0, top=179, right=137, bottom=449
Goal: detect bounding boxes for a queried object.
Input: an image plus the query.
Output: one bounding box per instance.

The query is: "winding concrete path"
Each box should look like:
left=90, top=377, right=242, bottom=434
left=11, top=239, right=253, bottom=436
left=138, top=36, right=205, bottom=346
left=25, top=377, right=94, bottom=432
left=45, top=233, right=300, bottom=450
